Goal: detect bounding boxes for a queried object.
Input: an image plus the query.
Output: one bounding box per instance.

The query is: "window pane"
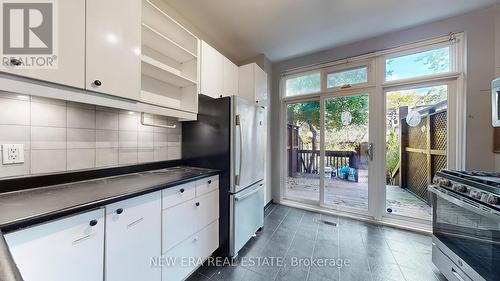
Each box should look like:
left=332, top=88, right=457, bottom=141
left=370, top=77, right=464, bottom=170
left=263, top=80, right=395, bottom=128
left=327, top=67, right=368, bottom=88
left=285, top=72, right=321, bottom=97
left=385, top=47, right=450, bottom=81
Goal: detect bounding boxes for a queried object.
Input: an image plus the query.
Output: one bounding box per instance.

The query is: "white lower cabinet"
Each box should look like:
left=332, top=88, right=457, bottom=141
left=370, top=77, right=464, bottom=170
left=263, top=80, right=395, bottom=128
left=4, top=209, right=105, bottom=281
left=162, top=221, right=219, bottom=281
left=3, top=176, right=219, bottom=281
left=105, top=191, right=162, bottom=281
left=162, top=189, right=219, bottom=251
left=162, top=179, right=220, bottom=281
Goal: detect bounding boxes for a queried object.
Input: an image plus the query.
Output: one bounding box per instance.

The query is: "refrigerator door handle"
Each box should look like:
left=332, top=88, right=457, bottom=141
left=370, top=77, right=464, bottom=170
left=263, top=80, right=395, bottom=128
left=235, top=114, right=243, bottom=186
left=234, top=183, right=263, bottom=201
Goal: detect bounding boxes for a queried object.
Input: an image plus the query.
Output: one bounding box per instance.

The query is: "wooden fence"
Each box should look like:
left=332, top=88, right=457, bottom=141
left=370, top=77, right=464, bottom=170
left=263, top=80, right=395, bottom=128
left=400, top=108, right=447, bottom=202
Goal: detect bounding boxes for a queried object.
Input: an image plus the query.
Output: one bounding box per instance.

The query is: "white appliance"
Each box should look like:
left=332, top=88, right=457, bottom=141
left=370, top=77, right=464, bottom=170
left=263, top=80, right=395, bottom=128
left=182, top=95, right=266, bottom=257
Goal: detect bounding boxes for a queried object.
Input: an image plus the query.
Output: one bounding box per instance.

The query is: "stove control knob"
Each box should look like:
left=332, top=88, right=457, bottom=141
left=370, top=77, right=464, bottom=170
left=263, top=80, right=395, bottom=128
left=470, top=190, right=482, bottom=200
left=433, top=176, right=441, bottom=184
left=480, top=193, right=490, bottom=203
left=439, top=179, right=452, bottom=187
left=452, top=184, right=467, bottom=193
left=487, top=195, right=499, bottom=205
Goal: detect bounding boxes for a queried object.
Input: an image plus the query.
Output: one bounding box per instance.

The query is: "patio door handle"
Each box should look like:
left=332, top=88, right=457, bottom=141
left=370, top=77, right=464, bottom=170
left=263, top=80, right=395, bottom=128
left=366, top=143, right=374, bottom=161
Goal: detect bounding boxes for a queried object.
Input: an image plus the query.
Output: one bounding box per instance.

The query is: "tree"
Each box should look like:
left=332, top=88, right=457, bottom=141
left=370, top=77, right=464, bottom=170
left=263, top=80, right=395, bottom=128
left=288, top=95, right=369, bottom=172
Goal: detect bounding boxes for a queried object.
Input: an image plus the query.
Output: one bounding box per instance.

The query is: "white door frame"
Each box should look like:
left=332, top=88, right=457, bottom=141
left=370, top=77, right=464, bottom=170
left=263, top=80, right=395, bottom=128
left=318, top=89, right=376, bottom=217
left=380, top=78, right=461, bottom=225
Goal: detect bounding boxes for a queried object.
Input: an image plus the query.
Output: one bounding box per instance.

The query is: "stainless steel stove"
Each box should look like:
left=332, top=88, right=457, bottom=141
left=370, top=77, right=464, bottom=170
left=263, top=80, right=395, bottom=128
left=429, top=170, right=500, bottom=281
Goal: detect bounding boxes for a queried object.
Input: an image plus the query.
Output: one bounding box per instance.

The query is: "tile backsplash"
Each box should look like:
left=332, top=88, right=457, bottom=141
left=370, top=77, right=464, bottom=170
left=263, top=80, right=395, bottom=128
left=0, top=92, right=182, bottom=178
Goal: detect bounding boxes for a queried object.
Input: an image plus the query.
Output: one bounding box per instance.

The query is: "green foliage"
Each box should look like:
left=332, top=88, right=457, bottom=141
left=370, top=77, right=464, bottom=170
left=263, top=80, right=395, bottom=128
left=288, top=95, right=369, bottom=133
left=386, top=86, right=447, bottom=111
left=415, top=47, right=449, bottom=72
left=286, top=73, right=320, bottom=96
left=386, top=129, right=400, bottom=181
left=325, top=95, right=368, bottom=131
left=327, top=67, right=367, bottom=88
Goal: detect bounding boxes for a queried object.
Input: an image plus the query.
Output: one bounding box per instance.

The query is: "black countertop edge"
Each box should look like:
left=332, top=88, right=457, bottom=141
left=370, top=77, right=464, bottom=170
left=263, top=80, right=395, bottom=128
left=0, top=170, right=219, bottom=234
left=0, top=159, right=186, bottom=194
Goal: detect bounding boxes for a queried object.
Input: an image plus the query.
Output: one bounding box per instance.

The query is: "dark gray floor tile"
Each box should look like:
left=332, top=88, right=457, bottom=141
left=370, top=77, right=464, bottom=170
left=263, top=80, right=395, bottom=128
left=339, top=266, right=372, bottom=281
left=400, top=265, right=440, bottom=281
left=369, top=262, right=405, bottom=281
left=275, top=265, right=310, bottom=281
left=185, top=273, right=211, bottom=281
left=265, top=203, right=277, bottom=217
left=365, top=251, right=396, bottom=268
left=308, top=266, right=340, bottom=281
left=186, top=204, right=441, bottom=281
left=313, top=241, right=339, bottom=259
left=210, top=266, right=268, bottom=281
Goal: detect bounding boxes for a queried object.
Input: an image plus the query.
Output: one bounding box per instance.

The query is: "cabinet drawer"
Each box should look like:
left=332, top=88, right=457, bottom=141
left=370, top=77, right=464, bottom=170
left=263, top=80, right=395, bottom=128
left=162, top=182, right=196, bottom=209
left=162, top=198, right=199, bottom=252
left=196, top=175, right=219, bottom=196
left=195, top=190, right=219, bottom=229
left=162, top=189, right=219, bottom=252
left=162, top=221, right=219, bottom=281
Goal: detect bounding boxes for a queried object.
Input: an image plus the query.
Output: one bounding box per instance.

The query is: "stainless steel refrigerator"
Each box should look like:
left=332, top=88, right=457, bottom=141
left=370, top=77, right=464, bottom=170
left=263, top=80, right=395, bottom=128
left=182, top=94, right=266, bottom=257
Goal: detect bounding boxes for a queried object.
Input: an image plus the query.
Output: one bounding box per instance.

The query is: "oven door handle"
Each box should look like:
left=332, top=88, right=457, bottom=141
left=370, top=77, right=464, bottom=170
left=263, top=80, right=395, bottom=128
left=428, top=185, right=500, bottom=221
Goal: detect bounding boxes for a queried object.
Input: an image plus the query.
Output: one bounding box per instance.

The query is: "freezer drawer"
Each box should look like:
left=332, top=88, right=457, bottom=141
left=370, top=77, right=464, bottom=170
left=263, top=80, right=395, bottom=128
left=230, top=181, right=264, bottom=256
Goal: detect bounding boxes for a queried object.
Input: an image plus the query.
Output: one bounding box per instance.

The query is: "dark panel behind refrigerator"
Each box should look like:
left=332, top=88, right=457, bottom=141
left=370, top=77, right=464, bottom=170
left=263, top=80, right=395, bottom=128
left=182, top=94, right=231, bottom=256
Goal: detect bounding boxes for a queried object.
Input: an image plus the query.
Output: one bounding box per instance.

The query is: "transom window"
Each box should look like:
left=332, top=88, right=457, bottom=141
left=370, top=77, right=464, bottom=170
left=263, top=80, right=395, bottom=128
left=385, top=46, right=451, bottom=81
left=327, top=66, right=368, bottom=89
left=284, top=72, right=321, bottom=97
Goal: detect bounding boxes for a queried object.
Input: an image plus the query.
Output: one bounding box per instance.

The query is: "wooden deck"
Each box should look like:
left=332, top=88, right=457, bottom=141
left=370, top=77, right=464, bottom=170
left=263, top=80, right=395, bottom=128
left=286, top=170, right=432, bottom=220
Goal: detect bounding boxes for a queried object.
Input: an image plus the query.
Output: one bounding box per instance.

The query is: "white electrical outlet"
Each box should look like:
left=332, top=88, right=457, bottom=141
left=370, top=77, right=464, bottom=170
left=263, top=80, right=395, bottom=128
left=2, top=144, right=24, bottom=164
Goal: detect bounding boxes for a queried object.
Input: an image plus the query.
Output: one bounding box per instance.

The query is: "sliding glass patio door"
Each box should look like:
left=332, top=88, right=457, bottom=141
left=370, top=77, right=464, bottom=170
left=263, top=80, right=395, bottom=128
left=319, top=93, right=372, bottom=213
left=284, top=99, right=321, bottom=204
left=283, top=92, right=375, bottom=213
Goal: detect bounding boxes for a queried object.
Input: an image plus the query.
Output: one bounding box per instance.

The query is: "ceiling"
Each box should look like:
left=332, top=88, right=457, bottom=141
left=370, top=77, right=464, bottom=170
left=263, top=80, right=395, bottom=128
left=164, top=0, right=499, bottom=63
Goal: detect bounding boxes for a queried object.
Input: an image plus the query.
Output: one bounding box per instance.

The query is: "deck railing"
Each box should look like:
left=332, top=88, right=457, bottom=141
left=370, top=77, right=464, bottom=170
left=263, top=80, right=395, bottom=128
left=297, top=150, right=358, bottom=174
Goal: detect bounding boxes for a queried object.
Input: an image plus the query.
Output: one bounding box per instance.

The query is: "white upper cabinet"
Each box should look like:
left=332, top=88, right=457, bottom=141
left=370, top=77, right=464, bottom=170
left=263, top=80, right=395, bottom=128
left=4, top=209, right=105, bottom=281
left=141, top=0, right=199, bottom=119
left=105, top=191, right=161, bottom=281
left=0, top=0, right=85, bottom=88
left=200, top=41, right=224, bottom=98
left=223, top=57, right=239, bottom=97
left=86, top=0, right=141, bottom=101
left=238, top=63, right=268, bottom=105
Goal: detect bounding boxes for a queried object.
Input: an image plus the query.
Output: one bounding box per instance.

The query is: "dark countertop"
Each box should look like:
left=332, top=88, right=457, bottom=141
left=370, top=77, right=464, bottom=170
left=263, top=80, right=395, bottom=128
left=0, top=166, right=218, bottom=232
left=0, top=166, right=218, bottom=281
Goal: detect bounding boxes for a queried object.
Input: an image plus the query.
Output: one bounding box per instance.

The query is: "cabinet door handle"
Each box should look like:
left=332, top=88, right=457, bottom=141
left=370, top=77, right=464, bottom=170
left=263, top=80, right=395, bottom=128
left=72, top=234, right=94, bottom=245
left=116, top=208, right=124, bottom=214
left=89, top=219, right=98, bottom=227
left=180, top=188, right=185, bottom=193
left=195, top=202, right=200, bottom=207
left=127, top=217, right=144, bottom=228
left=10, top=58, right=22, bottom=66
left=92, top=80, right=102, bottom=87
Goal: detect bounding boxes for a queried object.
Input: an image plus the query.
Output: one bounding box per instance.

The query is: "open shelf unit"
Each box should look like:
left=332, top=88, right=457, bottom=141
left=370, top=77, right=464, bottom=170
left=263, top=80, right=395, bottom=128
left=141, top=0, right=199, bottom=118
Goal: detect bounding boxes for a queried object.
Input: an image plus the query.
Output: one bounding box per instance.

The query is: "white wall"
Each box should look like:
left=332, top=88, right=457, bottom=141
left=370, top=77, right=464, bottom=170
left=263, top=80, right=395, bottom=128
left=271, top=5, right=499, bottom=201
left=0, top=93, right=181, bottom=178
